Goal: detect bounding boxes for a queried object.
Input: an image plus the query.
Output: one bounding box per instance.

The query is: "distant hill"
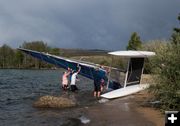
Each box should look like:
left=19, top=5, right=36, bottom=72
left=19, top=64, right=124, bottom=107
left=52, top=48, right=109, bottom=57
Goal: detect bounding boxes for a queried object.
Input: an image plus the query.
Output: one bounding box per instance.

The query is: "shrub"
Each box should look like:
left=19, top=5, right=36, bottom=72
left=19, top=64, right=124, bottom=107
left=148, top=14, right=180, bottom=110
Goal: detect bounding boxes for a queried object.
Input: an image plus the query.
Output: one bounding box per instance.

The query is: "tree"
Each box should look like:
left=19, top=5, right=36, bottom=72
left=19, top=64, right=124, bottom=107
left=15, top=50, right=24, bottom=68
left=171, top=13, right=180, bottom=45
left=0, top=44, right=15, bottom=68
left=149, top=14, right=180, bottom=110
left=126, top=32, right=142, bottom=50
left=141, top=40, right=168, bottom=74
left=50, top=48, right=60, bottom=55
left=21, top=41, right=50, bottom=68
left=22, top=41, right=49, bottom=52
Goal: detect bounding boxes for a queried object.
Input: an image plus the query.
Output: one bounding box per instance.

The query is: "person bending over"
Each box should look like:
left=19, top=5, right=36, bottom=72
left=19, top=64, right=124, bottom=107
left=93, top=68, right=102, bottom=98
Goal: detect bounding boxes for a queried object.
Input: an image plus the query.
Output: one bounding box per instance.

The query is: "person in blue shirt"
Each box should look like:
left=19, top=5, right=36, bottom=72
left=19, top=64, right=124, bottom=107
left=93, top=67, right=103, bottom=98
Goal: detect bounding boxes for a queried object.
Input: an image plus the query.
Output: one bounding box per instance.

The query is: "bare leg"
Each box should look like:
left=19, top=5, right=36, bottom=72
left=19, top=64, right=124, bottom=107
left=101, top=86, right=103, bottom=92
left=97, top=91, right=101, bottom=97
left=94, top=91, right=97, bottom=97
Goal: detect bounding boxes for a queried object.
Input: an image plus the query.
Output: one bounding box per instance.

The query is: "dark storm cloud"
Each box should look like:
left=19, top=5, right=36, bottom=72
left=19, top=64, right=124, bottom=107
left=0, top=0, right=179, bottom=50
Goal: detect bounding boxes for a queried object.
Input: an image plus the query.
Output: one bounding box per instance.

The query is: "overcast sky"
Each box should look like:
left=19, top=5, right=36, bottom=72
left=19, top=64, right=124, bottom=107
left=0, top=0, right=179, bottom=50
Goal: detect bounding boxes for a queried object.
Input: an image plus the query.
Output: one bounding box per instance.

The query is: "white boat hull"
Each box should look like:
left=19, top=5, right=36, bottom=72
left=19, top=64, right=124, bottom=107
left=101, top=84, right=149, bottom=99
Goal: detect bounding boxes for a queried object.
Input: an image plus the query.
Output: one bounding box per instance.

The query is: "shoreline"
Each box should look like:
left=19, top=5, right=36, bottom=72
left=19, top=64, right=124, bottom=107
left=133, top=91, right=164, bottom=126
left=82, top=91, right=164, bottom=126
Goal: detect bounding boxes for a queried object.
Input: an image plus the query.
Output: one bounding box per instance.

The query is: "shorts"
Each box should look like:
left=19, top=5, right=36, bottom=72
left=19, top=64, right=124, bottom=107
left=62, top=85, right=68, bottom=90
left=94, top=82, right=101, bottom=92
left=71, top=85, right=78, bottom=92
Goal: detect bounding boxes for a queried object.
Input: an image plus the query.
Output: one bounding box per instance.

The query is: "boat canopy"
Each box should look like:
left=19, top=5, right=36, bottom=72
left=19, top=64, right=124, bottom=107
left=108, top=51, right=155, bottom=58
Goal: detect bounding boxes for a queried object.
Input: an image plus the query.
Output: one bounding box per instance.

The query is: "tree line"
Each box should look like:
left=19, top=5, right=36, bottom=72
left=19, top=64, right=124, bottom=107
left=0, top=41, right=61, bottom=69
left=0, top=41, right=108, bottom=69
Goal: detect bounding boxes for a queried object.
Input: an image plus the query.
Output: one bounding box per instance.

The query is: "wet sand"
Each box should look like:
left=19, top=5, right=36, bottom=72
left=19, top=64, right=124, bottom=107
left=28, top=91, right=164, bottom=126
left=82, top=91, right=164, bottom=126
left=134, top=91, right=164, bottom=126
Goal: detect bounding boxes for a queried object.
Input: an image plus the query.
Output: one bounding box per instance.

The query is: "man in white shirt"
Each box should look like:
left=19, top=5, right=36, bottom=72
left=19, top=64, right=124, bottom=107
left=70, top=66, right=81, bottom=92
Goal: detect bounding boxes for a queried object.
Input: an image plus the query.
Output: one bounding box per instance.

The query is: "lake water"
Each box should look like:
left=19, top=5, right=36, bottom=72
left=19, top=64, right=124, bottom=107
left=0, top=69, right=96, bottom=126
left=0, top=69, right=157, bottom=126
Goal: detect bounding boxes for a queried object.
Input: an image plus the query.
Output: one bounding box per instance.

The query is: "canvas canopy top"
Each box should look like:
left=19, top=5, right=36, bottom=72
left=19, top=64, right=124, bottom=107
left=108, top=50, right=155, bottom=58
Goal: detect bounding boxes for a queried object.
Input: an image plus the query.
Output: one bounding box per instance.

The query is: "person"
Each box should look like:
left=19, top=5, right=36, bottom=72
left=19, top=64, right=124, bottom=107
left=93, top=67, right=102, bottom=98
left=70, top=66, right=81, bottom=92
left=62, top=70, right=70, bottom=91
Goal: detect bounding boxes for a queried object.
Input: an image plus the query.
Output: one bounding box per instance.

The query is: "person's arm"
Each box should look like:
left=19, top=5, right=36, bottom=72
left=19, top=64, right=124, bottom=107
left=67, top=71, right=71, bottom=76
left=77, top=65, right=81, bottom=73
left=76, top=75, right=80, bottom=81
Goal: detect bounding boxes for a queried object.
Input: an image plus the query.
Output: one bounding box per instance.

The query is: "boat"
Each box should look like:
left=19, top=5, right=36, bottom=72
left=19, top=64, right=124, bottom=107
left=18, top=48, right=155, bottom=99
left=101, top=51, right=155, bottom=99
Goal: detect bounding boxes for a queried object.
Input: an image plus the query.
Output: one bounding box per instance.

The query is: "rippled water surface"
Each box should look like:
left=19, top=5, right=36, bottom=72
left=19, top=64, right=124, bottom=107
left=0, top=69, right=94, bottom=126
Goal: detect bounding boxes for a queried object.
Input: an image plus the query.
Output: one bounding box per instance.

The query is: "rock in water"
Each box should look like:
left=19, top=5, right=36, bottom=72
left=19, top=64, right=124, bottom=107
left=33, top=95, right=76, bottom=108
